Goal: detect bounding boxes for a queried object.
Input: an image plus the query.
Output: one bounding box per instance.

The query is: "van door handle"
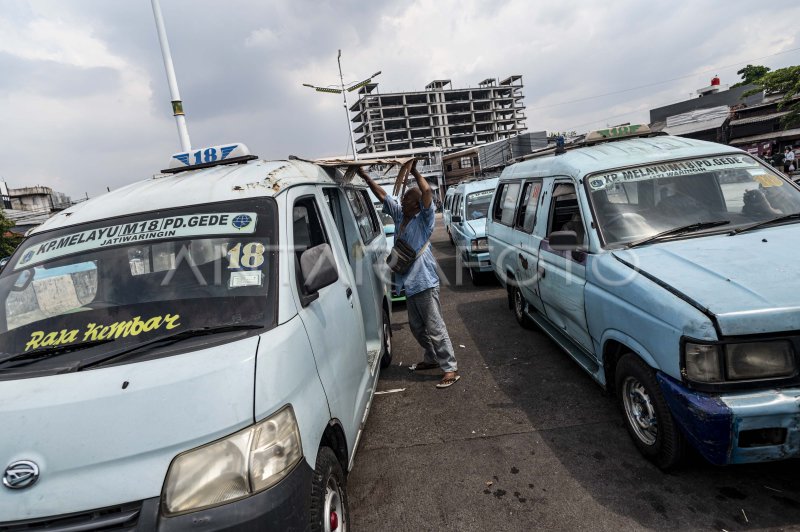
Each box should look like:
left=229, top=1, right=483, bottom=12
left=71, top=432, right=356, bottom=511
left=345, top=287, right=353, bottom=299
left=538, top=266, right=545, bottom=279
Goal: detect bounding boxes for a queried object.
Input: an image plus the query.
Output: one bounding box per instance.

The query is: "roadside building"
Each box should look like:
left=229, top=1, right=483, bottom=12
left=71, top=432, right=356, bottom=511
left=728, top=93, right=800, bottom=163
left=442, top=131, right=548, bottom=186
left=349, top=76, right=527, bottom=154
left=649, top=78, right=762, bottom=141
left=1, top=183, right=74, bottom=235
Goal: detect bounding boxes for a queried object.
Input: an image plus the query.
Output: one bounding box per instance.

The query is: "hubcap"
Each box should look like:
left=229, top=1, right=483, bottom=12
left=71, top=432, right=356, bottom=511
left=383, top=320, right=391, bottom=357
left=622, top=376, right=658, bottom=446
left=514, top=288, right=524, bottom=320
left=324, top=477, right=346, bottom=532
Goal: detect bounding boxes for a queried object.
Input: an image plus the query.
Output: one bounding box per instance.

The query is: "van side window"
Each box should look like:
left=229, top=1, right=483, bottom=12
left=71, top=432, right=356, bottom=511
left=322, top=188, right=348, bottom=250
left=515, top=180, right=543, bottom=233
left=492, top=183, right=521, bottom=226
left=345, top=189, right=380, bottom=243
left=453, top=194, right=462, bottom=218
left=293, top=196, right=331, bottom=295
left=547, top=183, right=586, bottom=246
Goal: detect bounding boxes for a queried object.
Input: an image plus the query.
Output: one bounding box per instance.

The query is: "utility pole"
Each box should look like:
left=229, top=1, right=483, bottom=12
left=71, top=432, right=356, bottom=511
left=303, top=51, right=381, bottom=161
left=151, top=0, right=191, bottom=151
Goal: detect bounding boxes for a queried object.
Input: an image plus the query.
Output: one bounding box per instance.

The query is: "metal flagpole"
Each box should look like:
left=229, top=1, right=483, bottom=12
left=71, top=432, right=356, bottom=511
left=151, top=0, right=191, bottom=151
left=337, top=50, right=358, bottom=161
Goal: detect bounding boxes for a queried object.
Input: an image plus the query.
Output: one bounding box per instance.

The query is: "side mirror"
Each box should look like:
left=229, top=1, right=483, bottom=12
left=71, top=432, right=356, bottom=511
left=300, top=243, right=338, bottom=305
left=452, top=215, right=463, bottom=223
left=548, top=230, right=579, bottom=251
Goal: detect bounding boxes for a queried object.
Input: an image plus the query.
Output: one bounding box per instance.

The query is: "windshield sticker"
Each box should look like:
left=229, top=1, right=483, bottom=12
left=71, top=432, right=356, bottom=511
left=15, top=213, right=257, bottom=271
left=226, top=242, right=266, bottom=269
left=24, top=313, right=181, bottom=352
left=468, top=190, right=494, bottom=199
left=229, top=270, right=263, bottom=288
left=588, top=156, right=756, bottom=191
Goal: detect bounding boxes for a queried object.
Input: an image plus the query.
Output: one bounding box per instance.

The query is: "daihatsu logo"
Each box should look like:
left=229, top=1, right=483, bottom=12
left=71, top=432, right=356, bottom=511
left=3, top=460, right=39, bottom=489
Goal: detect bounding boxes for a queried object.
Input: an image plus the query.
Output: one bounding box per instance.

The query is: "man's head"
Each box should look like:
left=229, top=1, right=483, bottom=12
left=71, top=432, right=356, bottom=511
left=787, top=147, right=792, bottom=152
left=401, top=187, right=422, bottom=217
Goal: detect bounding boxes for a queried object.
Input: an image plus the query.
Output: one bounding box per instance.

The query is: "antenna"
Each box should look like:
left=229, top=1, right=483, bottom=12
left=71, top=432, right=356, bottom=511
left=151, top=0, right=191, bottom=151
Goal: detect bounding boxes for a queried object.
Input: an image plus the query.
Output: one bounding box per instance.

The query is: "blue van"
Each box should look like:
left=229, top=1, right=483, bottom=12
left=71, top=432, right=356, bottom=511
left=449, top=178, right=498, bottom=284
left=487, top=129, right=800, bottom=469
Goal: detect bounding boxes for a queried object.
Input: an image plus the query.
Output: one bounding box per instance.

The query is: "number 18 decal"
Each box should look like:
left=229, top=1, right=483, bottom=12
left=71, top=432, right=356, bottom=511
left=227, top=242, right=266, bottom=269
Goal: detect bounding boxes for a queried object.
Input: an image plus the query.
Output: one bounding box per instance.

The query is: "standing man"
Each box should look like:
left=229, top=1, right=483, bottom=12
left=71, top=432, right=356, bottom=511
left=357, top=164, right=460, bottom=388
left=784, top=146, right=796, bottom=175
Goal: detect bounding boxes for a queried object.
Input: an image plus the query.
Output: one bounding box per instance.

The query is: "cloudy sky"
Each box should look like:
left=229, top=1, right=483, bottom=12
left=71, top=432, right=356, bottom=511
left=1, top=0, right=799, bottom=200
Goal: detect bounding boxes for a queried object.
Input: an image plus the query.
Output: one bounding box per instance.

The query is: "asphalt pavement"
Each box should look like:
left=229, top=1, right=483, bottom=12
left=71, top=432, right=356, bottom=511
left=348, top=216, right=800, bottom=531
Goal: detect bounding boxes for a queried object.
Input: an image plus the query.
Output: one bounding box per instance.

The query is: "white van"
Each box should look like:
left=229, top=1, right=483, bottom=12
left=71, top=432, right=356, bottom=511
left=0, top=144, right=392, bottom=530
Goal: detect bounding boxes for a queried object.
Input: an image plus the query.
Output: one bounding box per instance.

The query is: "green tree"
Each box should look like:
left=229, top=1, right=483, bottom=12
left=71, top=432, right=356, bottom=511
left=743, top=65, right=800, bottom=129
left=0, top=211, right=20, bottom=256
left=732, top=64, right=771, bottom=87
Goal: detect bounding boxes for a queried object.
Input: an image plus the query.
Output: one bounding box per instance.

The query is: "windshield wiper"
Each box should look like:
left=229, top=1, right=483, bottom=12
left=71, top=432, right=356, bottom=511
left=625, top=220, right=730, bottom=249
left=0, top=340, right=113, bottom=369
left=730, top=212, right=800, bottom=235
left=75, top=324, right=263, bottom=371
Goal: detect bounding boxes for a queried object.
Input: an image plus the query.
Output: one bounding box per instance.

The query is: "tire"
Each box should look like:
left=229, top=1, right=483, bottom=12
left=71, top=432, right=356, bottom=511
left=309, top=447, right=349, bottom=532
left=511, top=285, right=534, bottom=329
left=615, top=354, right=685, bottom=470
left=468, top=266, right=483, bottom=286
left=380, top=308, right=392, bottom=369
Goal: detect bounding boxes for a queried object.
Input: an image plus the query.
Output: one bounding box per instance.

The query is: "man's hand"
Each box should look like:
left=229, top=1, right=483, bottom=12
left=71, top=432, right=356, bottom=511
left=357, top=166, right=386, bottom=203
left=410, top=165, right=433, bottom=209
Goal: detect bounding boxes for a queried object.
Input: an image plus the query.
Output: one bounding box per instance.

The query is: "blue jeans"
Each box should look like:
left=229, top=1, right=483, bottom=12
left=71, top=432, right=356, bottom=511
left=407, top=287, right=458, bottom=372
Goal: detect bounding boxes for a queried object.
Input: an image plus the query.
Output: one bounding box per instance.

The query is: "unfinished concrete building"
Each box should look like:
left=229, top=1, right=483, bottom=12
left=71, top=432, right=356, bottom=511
left=350, top=76, right=527, bottom=154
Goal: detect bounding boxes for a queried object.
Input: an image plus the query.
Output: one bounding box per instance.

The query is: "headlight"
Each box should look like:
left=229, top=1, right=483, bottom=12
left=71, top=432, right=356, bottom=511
left=684, top=342, right=723, bottom=383
left=684, top=341, right=796, bottom=383
left=163, top=405, right=303, bottom=516
left=471, top=237, right=488, bottom=252
left=725, top=341, right=795, bottom=380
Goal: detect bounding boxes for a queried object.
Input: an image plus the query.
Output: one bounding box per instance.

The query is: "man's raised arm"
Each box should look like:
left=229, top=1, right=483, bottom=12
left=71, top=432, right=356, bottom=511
left=356, top=167, right=386, bottom=203
left=411, top=166, right=433, bottom=209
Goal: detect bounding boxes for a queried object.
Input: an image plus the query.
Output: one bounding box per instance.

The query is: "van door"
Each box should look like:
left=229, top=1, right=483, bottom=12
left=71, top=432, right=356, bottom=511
left=487, top=181, right=522, bottom=285
left=513, top=179, right=546, bottom=314
left=323, top=186, right=385, bottom=373
left=289, top=187, right=371, bottom=451
left=537, top=180, right=593, bottom=352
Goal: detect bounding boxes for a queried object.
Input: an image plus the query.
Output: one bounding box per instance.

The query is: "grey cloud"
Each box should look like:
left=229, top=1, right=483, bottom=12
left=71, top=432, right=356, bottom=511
left=0, top=52, right=120, bottom=98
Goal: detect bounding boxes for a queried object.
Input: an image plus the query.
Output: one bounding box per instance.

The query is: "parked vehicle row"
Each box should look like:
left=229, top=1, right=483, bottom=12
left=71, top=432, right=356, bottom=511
left=443, top=178, right=498, bottom=284
left=485, top=129, right=800, bottom=468
left=0, top=144, right=392, bottom=530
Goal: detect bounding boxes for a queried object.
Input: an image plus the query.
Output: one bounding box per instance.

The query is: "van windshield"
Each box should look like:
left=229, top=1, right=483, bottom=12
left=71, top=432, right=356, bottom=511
left=466, top=190, right=493, bottom=220
left=586, top=155, right=800, bottom=246
left=0, top=198, right=277, bottom=371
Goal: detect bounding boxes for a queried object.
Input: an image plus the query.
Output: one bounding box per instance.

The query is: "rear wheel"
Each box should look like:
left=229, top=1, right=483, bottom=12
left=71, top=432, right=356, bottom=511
left=615, top=354, right=684, bottom=470
left=511, top=285, right=534, bottom=329
left=380, top=308, right=392, bottom=369
left=310, top=447, right=349, bottom=532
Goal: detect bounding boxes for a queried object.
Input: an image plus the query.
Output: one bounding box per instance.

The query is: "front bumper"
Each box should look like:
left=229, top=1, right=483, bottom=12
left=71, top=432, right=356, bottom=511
left=657, top=373, right=800, bottom=465
left=463, top=251, right=492, bottom=272
left=1, top=461, right=313, bottom=532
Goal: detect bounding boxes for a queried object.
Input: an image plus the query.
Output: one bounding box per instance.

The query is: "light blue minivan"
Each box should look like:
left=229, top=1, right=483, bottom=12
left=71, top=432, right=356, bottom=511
left=448, top=178, right=498, bottom=284
left=488, top=130, right=800, bottom=469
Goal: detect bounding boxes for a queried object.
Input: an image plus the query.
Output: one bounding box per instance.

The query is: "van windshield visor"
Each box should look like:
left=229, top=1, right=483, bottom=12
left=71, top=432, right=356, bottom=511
left=0, top=198, right=277, bottom=370
left=586, top=155, right=800, bottom=246
left=466, top=190, right=493, bottom=220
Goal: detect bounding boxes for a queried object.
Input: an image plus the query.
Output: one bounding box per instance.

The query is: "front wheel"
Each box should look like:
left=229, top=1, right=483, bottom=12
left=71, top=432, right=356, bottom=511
left=615, top=354, right=684, bottom=470
left=310, top=447, right=349, bottom=532
left=380, top=308, right=392, bottom=369
left=511, top=285, right=533, bottom=329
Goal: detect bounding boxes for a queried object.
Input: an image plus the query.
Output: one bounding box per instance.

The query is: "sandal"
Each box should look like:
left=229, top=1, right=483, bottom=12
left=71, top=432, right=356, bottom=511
left=409, top=361, right=439, bottom=371
left=436, top=374, right=461, bottom=388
